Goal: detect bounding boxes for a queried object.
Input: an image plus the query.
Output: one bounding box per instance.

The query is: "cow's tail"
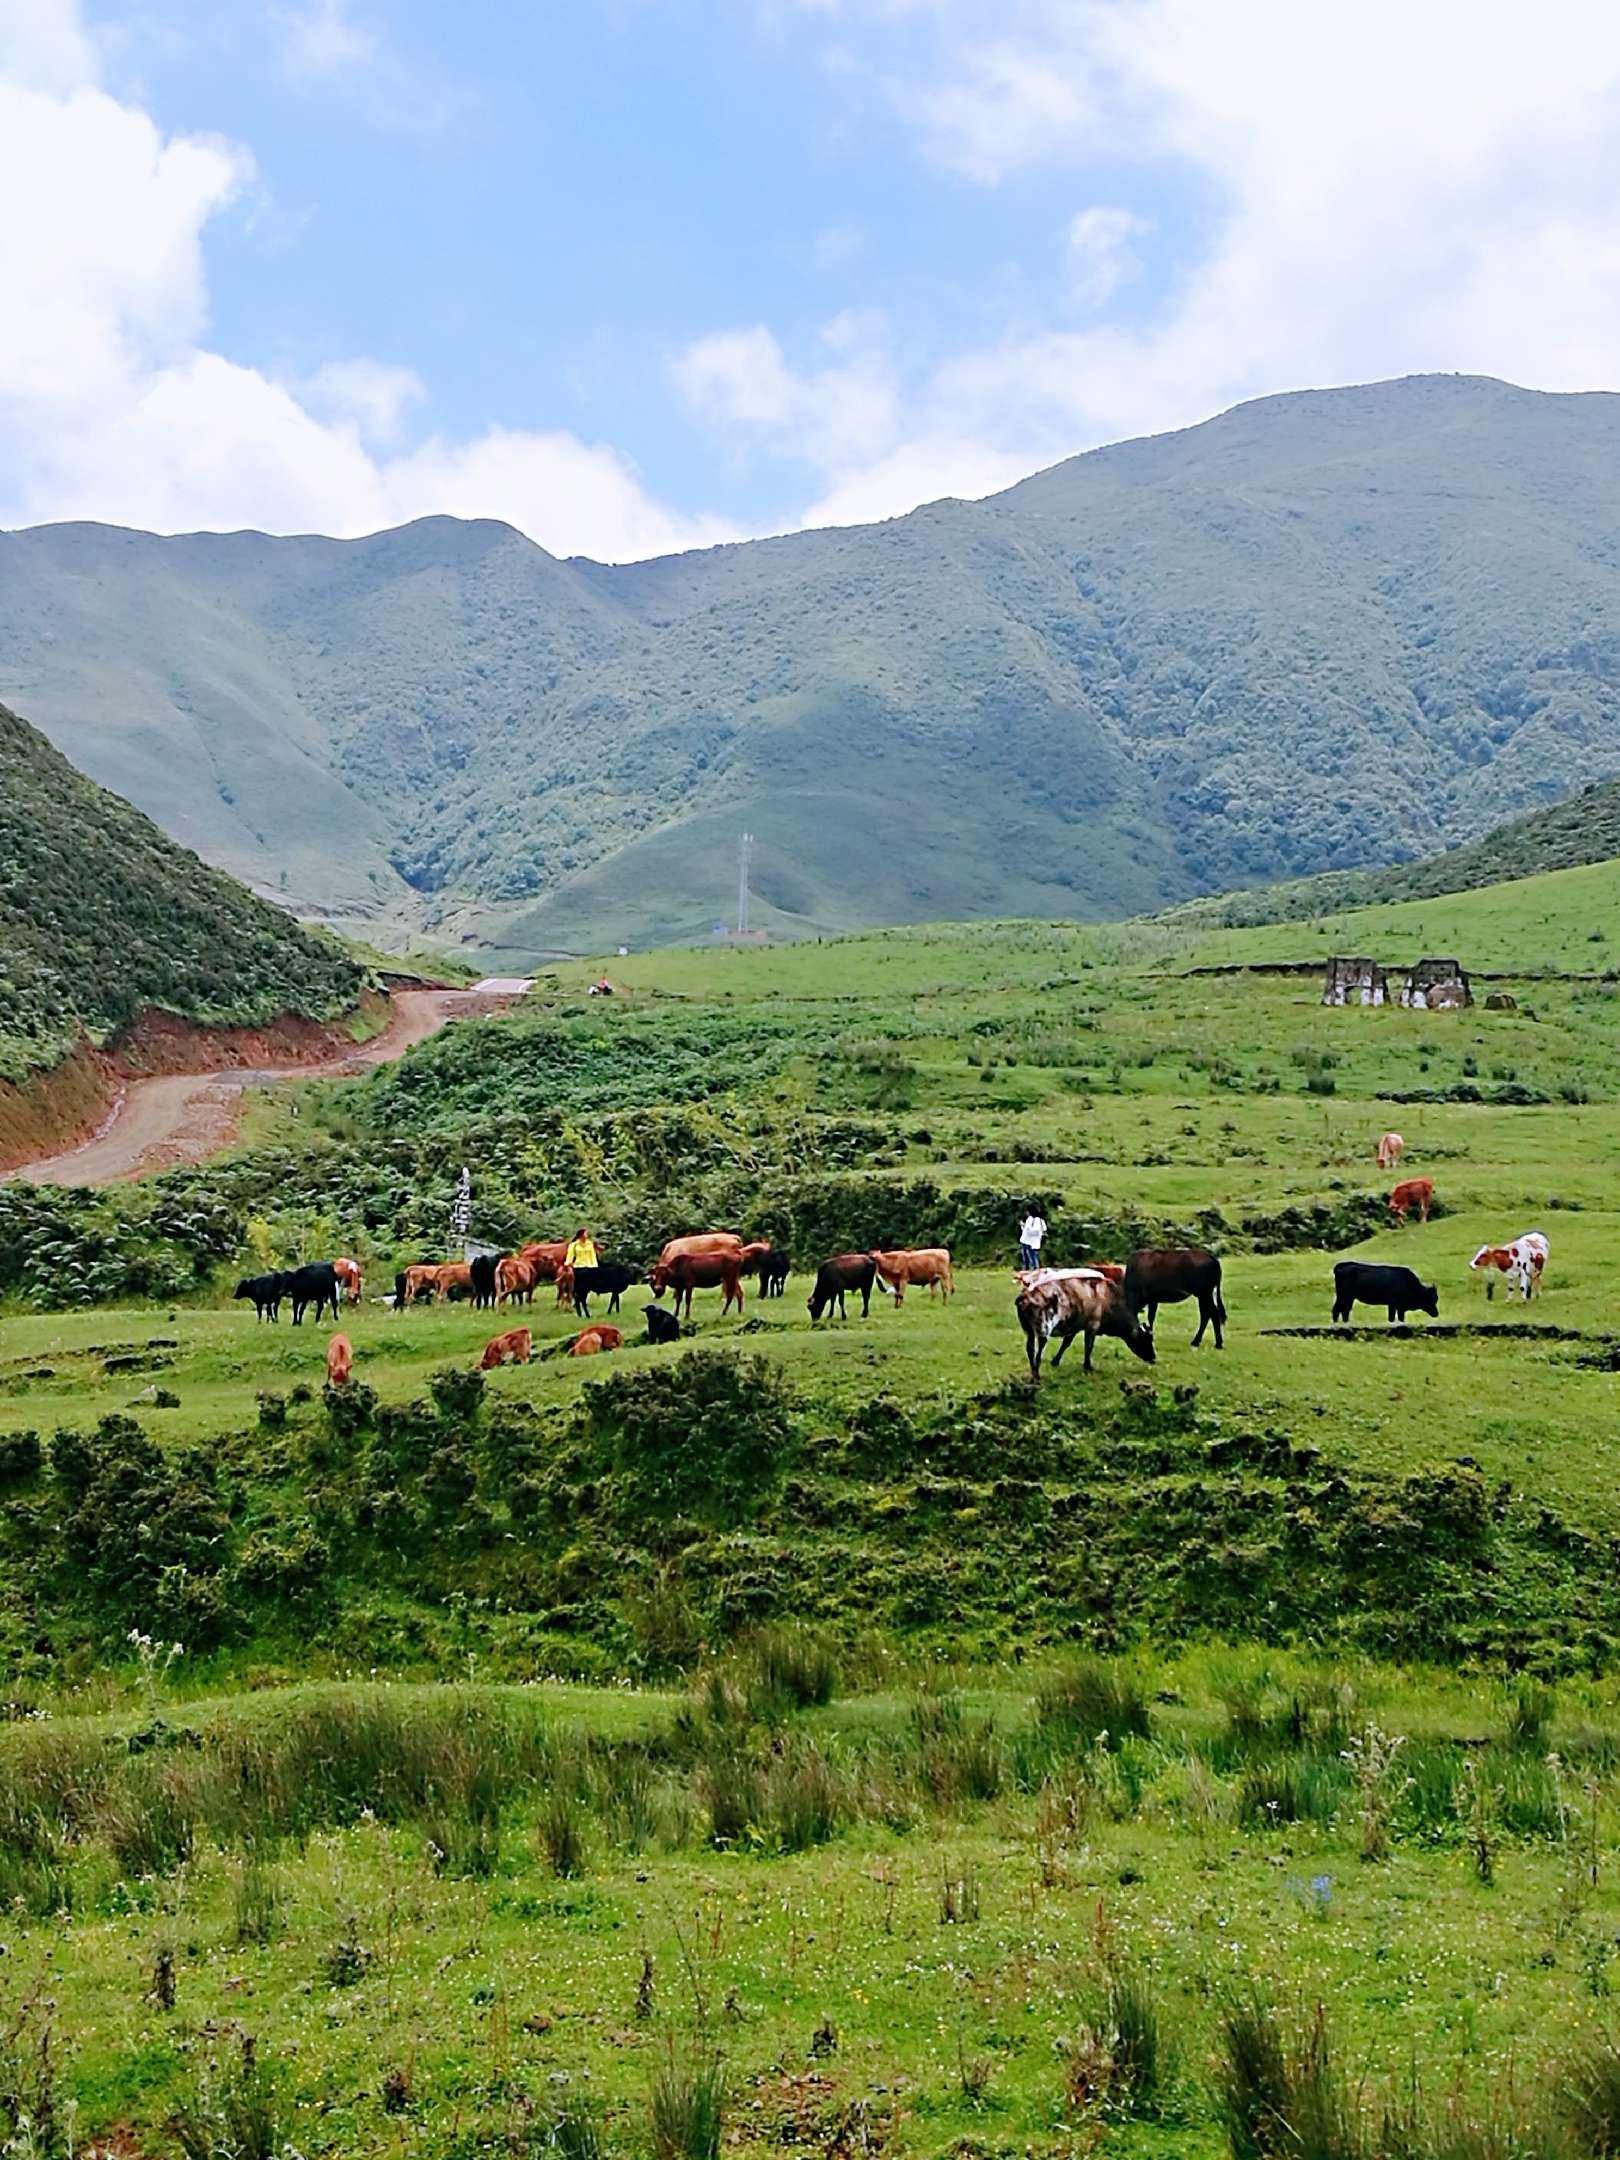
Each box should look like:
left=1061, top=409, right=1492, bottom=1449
left=870, top=1255, right=898, bottom=1297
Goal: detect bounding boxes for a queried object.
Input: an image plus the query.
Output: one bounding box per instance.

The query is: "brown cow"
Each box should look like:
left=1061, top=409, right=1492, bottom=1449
left=496, top=1255, right=537, bottom=1305
left=649, top=1249, right=748, bottom=1320
left=657, top=1231, right=746, bottom=1267
left=1123, top=1248, right=1226, bottom=1347
left=397, top=1263, right=443, bottom=1307
left=332, top=1256, right=363, bottom=1305
left=1016, top=1262, right=1125, bottom=1291
left=554, top=1264, right=576, bottom=1309
left=480, top=1326, right=533, bottom=1368
left=432, top=1261, right=474, bottom=1303
left=1376, top=1131, right=1405, bottom=1172
left=871, top=1248, right=955, bottom=1306
left=517, top=1240, right=569, bottom=1280
left=570, top=1325, right=624, bottom=1357
left=1016, top=1272, right=1156, bottom=1378
left=1389, top=1177, right=1434, bottom=1226
left=326, top=1332, right=353, bottom=1387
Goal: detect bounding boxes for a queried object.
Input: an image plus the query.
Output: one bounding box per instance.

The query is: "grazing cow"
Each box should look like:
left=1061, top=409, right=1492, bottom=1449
left=1376, top=1132, right=1405, bottom=1172
left=1123, top=1248, right=1227, bottom=1348
left=807, top=1252, right=879, bottom=1323
left=1389, top=1177, right=1434, bottom=1225
left=326, top=1333, right=353, bottom=1387
left=234, top=1272, right=287, bottom=1322
left=480, top=1326, right=533, bottom=1369
left=332, top=1256, right=363, bottom=1305
left=433, top=1261, right=475, bottom=1304
left=570, top=1325, right=624, bottom=1357
left=394, top=1263, right=442, bottom=1309
left=517, top=1240, right=569, bottom=1281
left=470, top=1254, right=500, bottom=1310
left=570, top=1261, right=639, bottom=1316
left=1470, top=1231, right=1549, bottom=1301
left=759, top=1250, right=792, bottom=1298
left=644, top=1303, right=682, bottom=1344
left=496, top=1255, right=537, bottom=1305
left=871, top=1248, right=955, bottom=1306
left=1016, top=1270, right=1156, bottom=1380
left=285, top=1261, right=341, bottom=1327
left=1332, top=1260, right=1439, bottom=1324
left=649, top=1249, right=747, bottom=1320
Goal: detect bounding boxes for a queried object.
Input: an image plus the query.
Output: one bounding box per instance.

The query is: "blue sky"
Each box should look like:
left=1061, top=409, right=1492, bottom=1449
left=5, top=1, right=1620, bottom=557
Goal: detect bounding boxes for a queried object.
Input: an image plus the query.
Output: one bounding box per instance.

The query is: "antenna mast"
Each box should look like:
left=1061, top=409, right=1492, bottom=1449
left=737, top=831, right=753, bottom=935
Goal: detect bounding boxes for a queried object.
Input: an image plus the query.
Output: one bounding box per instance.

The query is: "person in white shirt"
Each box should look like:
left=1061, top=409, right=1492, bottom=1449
left=1019, top=1209, right=1048, bottom=1270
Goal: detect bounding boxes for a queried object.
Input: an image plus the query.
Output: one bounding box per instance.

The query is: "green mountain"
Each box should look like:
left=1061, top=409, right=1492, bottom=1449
left=0, top=701, right=364, bottom=1082
left=1159, top=773, right=1620, bottom=930
left=7, top=373, right=1620, bottom=954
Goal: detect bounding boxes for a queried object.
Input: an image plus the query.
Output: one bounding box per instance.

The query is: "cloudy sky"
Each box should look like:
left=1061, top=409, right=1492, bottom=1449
left=6, top=0, right=1620, bottom=560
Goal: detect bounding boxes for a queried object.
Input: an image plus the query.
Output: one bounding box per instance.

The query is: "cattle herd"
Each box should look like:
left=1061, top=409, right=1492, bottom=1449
left=230, top=1138, right=1555, bottom=1389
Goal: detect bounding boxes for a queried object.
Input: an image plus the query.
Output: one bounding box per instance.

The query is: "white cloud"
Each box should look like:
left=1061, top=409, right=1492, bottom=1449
left=0, top=0, right=731, bottom=561
left=1064, top=205, right=1149, bottom=309
left=696, top=0, right=1620, bottom=525
left=811, top=220, right=866, bottom=271
left=675, top=312, right=899, bottom=474
left=277, top=0, right=377, bottom=80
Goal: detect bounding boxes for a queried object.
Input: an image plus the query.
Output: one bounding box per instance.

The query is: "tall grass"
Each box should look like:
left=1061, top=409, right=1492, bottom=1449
left=650, top=2043, right=726, bottom=2160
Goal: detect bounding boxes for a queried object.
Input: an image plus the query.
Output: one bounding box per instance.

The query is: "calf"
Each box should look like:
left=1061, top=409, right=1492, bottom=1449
left=480, top=1326, right=533, bottom=1369
left=1376, top=1131, right=1405, bottom=1171
left=644, top=1303, right=682, bottom=1344
left=871, top=1248, right=955, bottom=1306
left=470, top=1254, right=500, bottom=1309
left=570, top=1260, right=639, bottom=1316
left=1331, top=1261, right=1439, bottom=1324
left=332, top=1256, right=363, bottom=1305
left=570, top=1325, right=624, bottom=1357
left=1124, top=1247, right=1226, bottom=1348
left=1016, top=1270, right=1156, bottom=1379
left=1389, top=1177, right=1434, bottom=1225
left=325, top=1332, right=353, bottom=1387
left=1469, top=1231, right=1548, bottom=1302
left=285, top=1261, right=341, bottom=1327
left=759, top=1250, right=792, bottom=1298
left=234, top=1272, right=287, bottom=1323
left=807, top=1252, right=878, bottom=1323
left=496, top=1255, right=537, bottom=1305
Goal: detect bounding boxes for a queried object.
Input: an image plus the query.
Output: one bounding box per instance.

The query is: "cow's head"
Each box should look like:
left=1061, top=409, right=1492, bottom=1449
left=1417, top=1282, right=1440, bottom=1319
left=233, top=1279, right=254, bottom=1300
left=1121, top=1307, right=1157, bottom=1363
left=647, top=1263, right=671, bottom=1297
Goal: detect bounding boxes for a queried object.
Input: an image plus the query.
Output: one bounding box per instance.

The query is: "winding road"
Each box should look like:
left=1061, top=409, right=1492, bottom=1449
left=14, top=987, right=483, bottom=1188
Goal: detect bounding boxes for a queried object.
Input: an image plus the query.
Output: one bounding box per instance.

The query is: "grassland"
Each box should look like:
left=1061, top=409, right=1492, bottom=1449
left=5, top=860, right=1620, bottom=2154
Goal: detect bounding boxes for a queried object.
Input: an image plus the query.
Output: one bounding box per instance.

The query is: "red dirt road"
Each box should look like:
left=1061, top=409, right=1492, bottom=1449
left=15, top=988, right=482, bottom=1188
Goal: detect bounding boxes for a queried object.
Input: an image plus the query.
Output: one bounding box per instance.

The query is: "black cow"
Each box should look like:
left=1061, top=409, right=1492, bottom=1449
left=1124, top=1247, right=1227, bottom=1347
left=644, top=1302, right=682, bottom=1344
left=571, top=1261, right=638, bottom=1316
left=1332, top=1261, right=1439, bottom=1325
left=760, top=1250, right=791, bottom=1298
left=234, top=1272, right=288, bottom=1322
left=284, top=1261, right=341, bottom=1327
left=471, top=1254, right=500, bottom=1310
left=808, top=1253, right=878, bottom=1323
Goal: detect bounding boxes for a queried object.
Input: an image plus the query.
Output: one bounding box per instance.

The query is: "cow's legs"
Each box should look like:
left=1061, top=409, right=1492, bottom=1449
left=1083, top=1328, right=1096, bottom=1372
left=1192, top=1302, right=1208, bottom=1346
left=860, top=1284, right=872, bottom=1316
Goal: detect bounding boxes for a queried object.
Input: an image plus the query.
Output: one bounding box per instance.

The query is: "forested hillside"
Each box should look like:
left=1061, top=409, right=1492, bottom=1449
left=0, top=701, right=364, bottom=1081
left=1161, top=773, right=1620, bottom=929
left=7, top=374, right=1620, bottom=951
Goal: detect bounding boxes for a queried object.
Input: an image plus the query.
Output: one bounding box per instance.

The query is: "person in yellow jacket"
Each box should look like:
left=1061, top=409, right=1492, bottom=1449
left=565, top=1227, right=598, bottom=1271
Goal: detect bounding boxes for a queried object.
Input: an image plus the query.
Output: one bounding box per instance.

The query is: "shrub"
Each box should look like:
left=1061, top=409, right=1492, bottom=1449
left=582, top=1353, right=796, bottom=1525
left=742, top=1626, right=839, bottom=1714
left=539, top=1793, right=586, bottom=1879
left=1218, top=1997, right=1360, bottom=2160
left=650, top=2043, right=726, bottom=2160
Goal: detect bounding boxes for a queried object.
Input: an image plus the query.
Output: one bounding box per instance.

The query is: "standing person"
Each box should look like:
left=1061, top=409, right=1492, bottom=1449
left=1018, top=1206, right=1048, bottom=1271
left=565, top=1225, right=599, bottom=1272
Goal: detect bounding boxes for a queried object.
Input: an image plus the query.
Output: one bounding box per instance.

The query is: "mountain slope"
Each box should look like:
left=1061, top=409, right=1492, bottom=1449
left=0, top=701, right=364, bottom=1082
left=1159, top=773, right=1620, bottom=930
left=7, top=373, right=1620, bottom=952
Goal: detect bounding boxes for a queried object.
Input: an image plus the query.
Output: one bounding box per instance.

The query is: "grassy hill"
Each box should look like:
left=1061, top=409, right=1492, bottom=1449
left=9, top=374, right=1620, bottom=952
left=5, top=865, right=1620, bottom=2152
left=1161, top=772, right=1620, bottom=929
left=0, top=700, right=364, bottom=1082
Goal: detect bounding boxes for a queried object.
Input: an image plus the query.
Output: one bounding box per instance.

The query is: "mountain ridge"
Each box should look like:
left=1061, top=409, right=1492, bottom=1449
left=7, top=372, right=1620, bottom=955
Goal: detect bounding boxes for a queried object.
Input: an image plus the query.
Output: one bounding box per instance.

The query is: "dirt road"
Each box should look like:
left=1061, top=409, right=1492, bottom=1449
left=15, top=988, right=482, bottom=1188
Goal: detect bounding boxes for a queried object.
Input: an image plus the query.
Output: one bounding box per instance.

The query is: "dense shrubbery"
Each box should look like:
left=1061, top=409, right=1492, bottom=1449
left=0, top=702, right=362, bottom=1080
